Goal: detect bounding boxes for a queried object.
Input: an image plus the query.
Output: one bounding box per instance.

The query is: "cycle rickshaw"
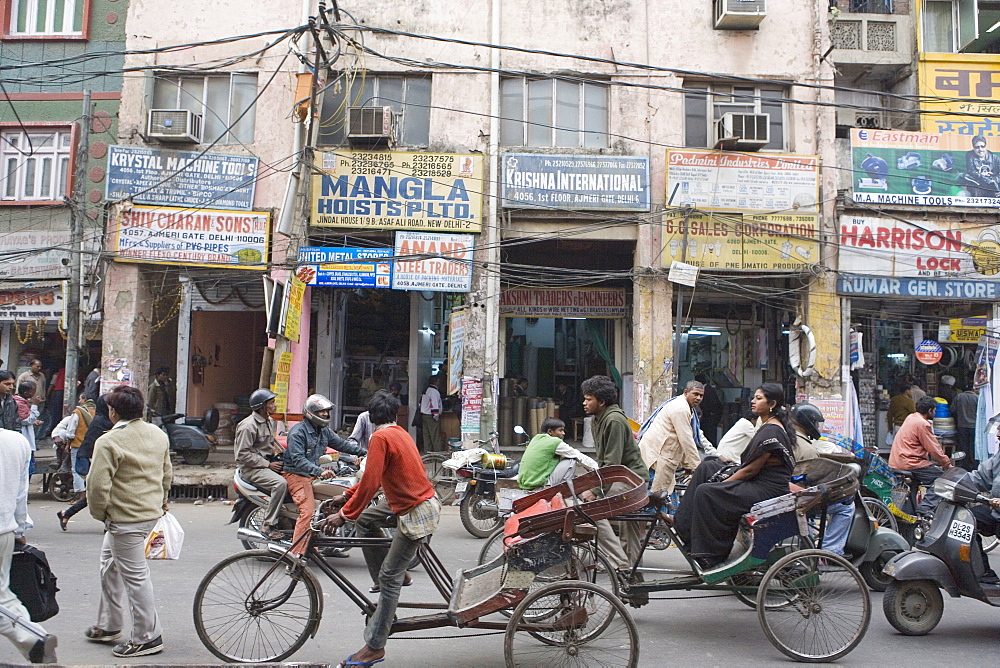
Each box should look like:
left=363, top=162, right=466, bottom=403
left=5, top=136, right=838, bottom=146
left=192, top=465, right=649, bottom=666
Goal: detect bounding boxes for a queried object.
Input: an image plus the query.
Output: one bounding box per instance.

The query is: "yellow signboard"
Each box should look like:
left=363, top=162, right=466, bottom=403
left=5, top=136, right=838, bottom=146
left=280, top=276, right=305, bottom=343
left=271, top=351, right=293, bottom=413
left=311, top=150, right=483, bottom=232
left=919, top=54, right=1000, bottom=135
left=947, top=317, right=987, bottom=343
left=661, top=211, right=819, bottom=271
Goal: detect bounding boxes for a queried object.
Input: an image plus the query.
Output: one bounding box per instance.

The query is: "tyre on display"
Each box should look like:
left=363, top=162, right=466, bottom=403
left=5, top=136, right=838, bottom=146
left=460, top=492, right=502, bottom=538
left=882, top=579, right=944, bottom=636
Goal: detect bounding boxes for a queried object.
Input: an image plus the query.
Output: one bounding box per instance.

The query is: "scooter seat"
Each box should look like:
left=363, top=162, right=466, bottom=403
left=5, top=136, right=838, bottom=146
left=890, top=469, right=915, bottom=482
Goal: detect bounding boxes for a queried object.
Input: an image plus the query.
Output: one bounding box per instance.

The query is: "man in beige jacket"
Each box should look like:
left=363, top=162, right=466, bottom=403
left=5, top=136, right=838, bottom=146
left=87, top=386, right=172, bottom=659
left=638, top=380, right=709, bottom=494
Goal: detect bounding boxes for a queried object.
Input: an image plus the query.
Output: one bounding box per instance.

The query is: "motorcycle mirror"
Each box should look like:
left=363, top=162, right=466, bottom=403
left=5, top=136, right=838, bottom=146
left=952, top=451, right=967, bottom=461
left=513, top=425, right=526, bottom=435
left=318, top=454, right=334, bottom=465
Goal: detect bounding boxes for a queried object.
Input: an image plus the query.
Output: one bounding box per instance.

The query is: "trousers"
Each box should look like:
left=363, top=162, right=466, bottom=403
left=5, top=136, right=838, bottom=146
left=593, top=481, right=643, bottom=570
left=283, top=473, right=315, bottom=556
left=241, top=466, right=288, bottom=528
left=0, top=532, right=46, bottom=660
left=97, top=519, right=162, bottom=644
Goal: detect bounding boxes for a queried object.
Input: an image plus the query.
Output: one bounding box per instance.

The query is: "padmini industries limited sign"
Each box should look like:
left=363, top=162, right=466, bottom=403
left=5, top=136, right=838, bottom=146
left=311, top=150, right=483, bottom=232
left=499, top=288, right=627, bottom=318
left=501, top=153, right=650, bottom=211
left=110, top=205, right=270, bottom=270
left=392, top=231, right=474, bottom=292
left=666, top=149, right=819, bottom=213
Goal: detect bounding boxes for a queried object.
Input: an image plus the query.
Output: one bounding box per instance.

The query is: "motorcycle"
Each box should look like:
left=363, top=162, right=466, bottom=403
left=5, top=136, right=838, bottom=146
left=882, top=466, right=1000, bottom=635
left=889, top=451, right=967, bottom=546
left=156, top=408, right=219, bottom=465
left=446, top=427, right=523, bottom=539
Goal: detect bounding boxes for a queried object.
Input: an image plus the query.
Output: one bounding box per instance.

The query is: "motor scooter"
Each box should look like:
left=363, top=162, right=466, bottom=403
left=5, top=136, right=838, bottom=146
left=156, top=408, right=219, bottom=465
left=448, top=426, right=523, bottom=539
left=881, top=466, right=1000, bottom=635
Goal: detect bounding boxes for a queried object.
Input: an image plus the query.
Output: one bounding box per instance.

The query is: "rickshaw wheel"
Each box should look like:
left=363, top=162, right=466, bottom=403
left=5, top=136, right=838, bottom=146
left=49, top=472, right=75, bottom=502
left=757, top=549, right=870, bottom=663
left=731, top=535, right=812, bottom=610
left=504, top=580, right=638, bottom=668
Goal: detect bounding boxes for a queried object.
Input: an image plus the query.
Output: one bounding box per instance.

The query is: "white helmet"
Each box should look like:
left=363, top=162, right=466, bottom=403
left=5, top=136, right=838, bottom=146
left=303, top=394, right=334, bottom=428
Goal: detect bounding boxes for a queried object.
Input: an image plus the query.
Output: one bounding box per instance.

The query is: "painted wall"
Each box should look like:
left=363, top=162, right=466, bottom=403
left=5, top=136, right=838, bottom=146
left=187, top=310, right=266, bottom=416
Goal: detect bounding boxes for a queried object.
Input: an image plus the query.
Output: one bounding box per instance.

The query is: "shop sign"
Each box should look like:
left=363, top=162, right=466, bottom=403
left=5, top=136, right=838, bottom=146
left=665, top=149, right=819, bottom=214
left=461, top=377, right=483, bottom=435
left=838, top=275, right=1000, bottom=300
left=295, top=247, right=392, bottom=288
left=279, top=276, right=305, bottom=343
left=839, top=215, right=1000, bottom=279
left=0, top=283, right=99, bottom=322
left=850, top=128, right=1000, bottom=207
left=110, top=205, right=270, bottom=270
left=668, top=261, right=699, bottom=287
left=809, top=398, right=845, bottom=435
left=939, top=317, right=987, bottom=344
left=448, top=310, right=466, bottom=396
left=0, top=230, right=99, bottom=280
left=106, top=146, right=258, bottom=210
left=918, top=54, right=1000, bottom=135
left=501, top=153, right=650, bottom=211
left=915, top=340, right=944, bottom=365
left=391, top=231, right=473, bottom=292
left=311, top=150, right=483, bottom=232
left=662, top=212, right=819, bottom=271
left=974, top=335, right=1000, bottom=387
left=271, top=351, right=293, bottom=413
left=499, top=288, right=627, bottom=318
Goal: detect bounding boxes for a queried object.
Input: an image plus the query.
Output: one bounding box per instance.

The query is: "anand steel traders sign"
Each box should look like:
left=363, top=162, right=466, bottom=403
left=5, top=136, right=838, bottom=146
left=666, top=150, right=819, bottom=214
left=106, top=146, right=258, bottom=210
left=501, top=154, right=650, bottom=211
left=392, top=232, right=474, bottom=292
left=499, top=288, right=628, bottom=318
left=850, top=128, right=1000, bottom=207
left=839, top=215, right=1000, bottom=279
left=110, top=206, right=270, bottom=270
left=311, top=151, right=483, bottom=232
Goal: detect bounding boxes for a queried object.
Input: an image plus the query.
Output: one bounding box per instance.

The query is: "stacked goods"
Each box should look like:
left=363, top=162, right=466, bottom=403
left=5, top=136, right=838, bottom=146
left=214, top=402, right=238, bottom=445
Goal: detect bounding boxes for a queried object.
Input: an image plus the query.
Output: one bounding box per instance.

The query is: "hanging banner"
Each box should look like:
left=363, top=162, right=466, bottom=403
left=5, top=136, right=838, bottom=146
left=110, top=205, right=269, bottom=269
left=918, top=54, right=1000, bottom=136
left=271, top=351, right=293, bottom=413
left=279, top=276, right=305, bottom=343
left=448, top=310, right=466, bottom=396
left=974, top=335, right=1000, bottom=387
left=850, top=128, right=1000, bottom=206
left=295, top=247, right=392, bottom=288
left=461, top=377, right=483, bottom=435
left=499, top=288, right=627, bottom=318
left=501, top=153, right=650, bottom=211
left=311, top=150, right=483, bottom=232
left=391, top=231, right=474, bottom=292
left=665, top=149, right=819, bottom=213
left=662, top=211, right=818, bottom=271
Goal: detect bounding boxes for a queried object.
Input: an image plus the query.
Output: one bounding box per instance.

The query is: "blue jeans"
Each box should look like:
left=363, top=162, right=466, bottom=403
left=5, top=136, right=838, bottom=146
left=822, top=500, right=854, bottom=556
left=70, top=448, right=86, bottom=493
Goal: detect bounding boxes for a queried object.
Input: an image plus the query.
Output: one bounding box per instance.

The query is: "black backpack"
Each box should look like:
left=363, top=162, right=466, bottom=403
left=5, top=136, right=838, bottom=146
left=10, top=543, right=59, bottom=622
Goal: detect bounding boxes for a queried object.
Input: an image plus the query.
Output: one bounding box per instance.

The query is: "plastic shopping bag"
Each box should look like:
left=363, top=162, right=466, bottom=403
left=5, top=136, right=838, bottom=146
left=144, top=512, right=185, bottom=560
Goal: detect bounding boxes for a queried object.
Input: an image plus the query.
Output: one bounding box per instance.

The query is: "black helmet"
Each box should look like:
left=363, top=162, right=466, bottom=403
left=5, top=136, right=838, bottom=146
left=249, top=388, right=277, bottom=411
left=790, top=403, right=825, bottom=440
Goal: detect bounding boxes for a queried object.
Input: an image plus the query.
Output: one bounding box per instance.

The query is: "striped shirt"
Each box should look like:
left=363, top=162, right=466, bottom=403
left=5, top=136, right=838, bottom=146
left=341, top=425, right=435, bottom=520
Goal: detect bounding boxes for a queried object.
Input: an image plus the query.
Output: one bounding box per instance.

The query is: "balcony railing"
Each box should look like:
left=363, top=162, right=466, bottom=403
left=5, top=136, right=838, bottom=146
left=847, top=0, right=893, bottom=13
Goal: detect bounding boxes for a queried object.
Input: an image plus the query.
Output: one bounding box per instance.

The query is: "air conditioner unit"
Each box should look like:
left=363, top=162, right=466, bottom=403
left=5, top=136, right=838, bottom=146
left=146, top=109, right=203, bottom=143
left=347, top=106, right=397, bottom=148
left=836, top=108, right=887, bottom=130
left=715, top=112, right=770, bottom=151
left=714, top=0, right=766, bottom=30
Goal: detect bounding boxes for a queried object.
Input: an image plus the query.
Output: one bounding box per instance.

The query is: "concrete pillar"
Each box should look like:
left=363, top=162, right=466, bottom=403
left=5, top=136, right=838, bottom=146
left=175, top=277, right=192, bottom=414
left=287, top=286, right=311, bottom=412
left=101, top=262, right=154, bottom=397
left=632, top=271, right=673, bottom=422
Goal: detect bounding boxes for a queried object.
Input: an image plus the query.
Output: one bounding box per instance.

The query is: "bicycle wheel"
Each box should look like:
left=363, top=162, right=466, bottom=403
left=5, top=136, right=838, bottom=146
left=731, top=534, right=812, bottom=610
left=504, top=580, right=638, bottom=668
left=985, top=534, right=1000, bottom=554
left=478, top=526, right=506, bottom=566
left=238, top=506, right=267, bottom=551
left=194, top=550, right=321, bottom=663
left=862, top=497, right=898, bottom=533
left=422, top=453, right=458, bottom=504
left=757, top=550, right=870, bottom=663
left=50, top=472, right=75, bottom=502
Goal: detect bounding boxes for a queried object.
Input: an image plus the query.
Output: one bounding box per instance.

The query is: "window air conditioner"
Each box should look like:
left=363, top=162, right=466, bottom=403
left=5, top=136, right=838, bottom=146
left=715, top=112, right=770, bottom=151
left=347, top=106, right=397, bottom=148
left=714, top=0, right=766, bottom=30
left=836, top=108, right=887, bottom=130
left=147, top=109, right=203, bottom=143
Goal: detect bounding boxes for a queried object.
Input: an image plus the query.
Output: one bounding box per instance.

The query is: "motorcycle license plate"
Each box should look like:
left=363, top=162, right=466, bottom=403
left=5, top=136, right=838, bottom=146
left=947, top=519, right=974, bottom=543
left=456, top=481, right=468, bottom=495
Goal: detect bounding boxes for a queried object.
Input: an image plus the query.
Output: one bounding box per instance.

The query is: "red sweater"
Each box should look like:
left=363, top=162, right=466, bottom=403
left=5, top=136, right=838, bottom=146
left=341, top=425, right=434, bottom=520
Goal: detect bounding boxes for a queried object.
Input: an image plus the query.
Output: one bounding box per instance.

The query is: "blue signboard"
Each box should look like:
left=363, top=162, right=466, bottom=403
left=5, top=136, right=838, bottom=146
left=838, top=275, right=1000, bottom=300
left=296, top=247, right=392, bottom=288
left=106, top=146, right=258, bottom=211
left=502, top=153, right=650, bottom=212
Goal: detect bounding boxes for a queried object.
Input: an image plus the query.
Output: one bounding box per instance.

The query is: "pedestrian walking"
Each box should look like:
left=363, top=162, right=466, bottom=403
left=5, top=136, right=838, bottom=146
left=0, top=372, right=19, bottom=432
left=51, top=395, right=95, bottom=499
left=57, top=395, right=113, bottom=531
left=13, top=381, right=40, bottom=477
left=418, top=375, right=443, bottom=452
left=85, top=386, right=172, bottom=658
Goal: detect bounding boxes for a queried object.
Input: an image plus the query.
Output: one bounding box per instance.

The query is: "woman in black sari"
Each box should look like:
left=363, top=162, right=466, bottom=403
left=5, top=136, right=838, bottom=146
left=674, top=383, right=795, bottom=570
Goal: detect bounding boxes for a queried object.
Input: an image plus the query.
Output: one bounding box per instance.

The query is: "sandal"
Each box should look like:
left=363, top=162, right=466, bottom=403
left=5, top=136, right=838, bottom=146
left=369, top=575, right=412, bottom=593
left=84, top=626, right=121, bottom=643
left=56, top=511, right=69, bottom=532
left=336, top=653, right=385, bottom=667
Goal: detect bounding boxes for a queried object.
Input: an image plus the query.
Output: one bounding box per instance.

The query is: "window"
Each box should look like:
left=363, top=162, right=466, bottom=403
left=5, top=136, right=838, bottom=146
left=848, top=0, right=893, bottom=12
left=318, top=75, right=431, bottom=147
left=683, top=83, right=786, bottom=151
left=500, top=77, right=608, bottom=148
left=0, top=128, right=73, bottom=202
left=152, top=73, right=258, bottom=145
left=921, top=0, right=993, bottom=53
left=7, top=0, right=85, bottom=36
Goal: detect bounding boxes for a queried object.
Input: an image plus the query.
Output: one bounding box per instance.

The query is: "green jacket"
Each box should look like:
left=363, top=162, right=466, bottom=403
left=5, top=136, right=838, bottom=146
left=593, top=405, right=647, bottom=480
left=517, top=433, right=563, bottom=490
left=88, top=419, right=172, bottom=523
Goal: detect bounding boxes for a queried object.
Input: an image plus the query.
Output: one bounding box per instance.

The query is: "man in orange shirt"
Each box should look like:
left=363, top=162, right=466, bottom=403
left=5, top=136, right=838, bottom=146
left=889, top=396, right=953, bottom=516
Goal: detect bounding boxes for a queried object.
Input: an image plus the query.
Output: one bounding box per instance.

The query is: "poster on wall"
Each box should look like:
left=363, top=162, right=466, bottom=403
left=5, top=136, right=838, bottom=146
left=661, top=211, right=819, bottom=271
left=271, top=352, right=293, bottom=413
left=809, top=398, right=845, bottom=435
left=665, top=149, right=819, bottom=213
left=110, top=205, right=270, bottom=269
left=850, top=128, right=1000, bottom=207
left=311, top=150, right=483, bottom=232
left=448, top=310, right=466, bottom=396
left=461, top=377, right=483, bottom=435
left=295, top=247, right=392, bottom=288
left=279, top=276, right=305, bottom=343
left=391, top=231, right=474, bottom=292
left=501, top=153, right=650, bottom=211
left=918, top=54, right=1000, bottom=135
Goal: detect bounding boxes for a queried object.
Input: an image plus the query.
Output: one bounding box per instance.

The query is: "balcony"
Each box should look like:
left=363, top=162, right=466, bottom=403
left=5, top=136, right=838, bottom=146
left=830, top=13, right=914, bottom=83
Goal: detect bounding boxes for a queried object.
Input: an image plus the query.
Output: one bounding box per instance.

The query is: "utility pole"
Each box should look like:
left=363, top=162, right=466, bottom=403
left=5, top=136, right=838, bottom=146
left=671, top=207, right=691, bottom=394
left=63, top=90, right=90, bottom=417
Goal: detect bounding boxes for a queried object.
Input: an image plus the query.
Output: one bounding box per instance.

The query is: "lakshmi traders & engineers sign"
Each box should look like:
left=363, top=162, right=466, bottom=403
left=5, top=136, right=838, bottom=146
left=501, top=154, right=649, bottom=211
left=500, top=288, right=627, bottom=318
left=311, top=150, right=483, bottom=232
left=110, top=205, right=270, bottom=270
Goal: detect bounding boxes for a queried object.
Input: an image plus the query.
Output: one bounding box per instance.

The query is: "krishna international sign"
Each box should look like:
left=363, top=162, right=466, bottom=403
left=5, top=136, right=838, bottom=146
left=502, top=153, right=649, bottom=211
left=500, top=288, right=627, bottom=318
left=311, top=150, right=483, bottom=232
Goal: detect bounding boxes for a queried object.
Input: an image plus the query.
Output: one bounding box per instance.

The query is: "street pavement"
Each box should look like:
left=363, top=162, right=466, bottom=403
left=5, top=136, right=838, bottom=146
left=3, top=494, right=999, bottom=667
